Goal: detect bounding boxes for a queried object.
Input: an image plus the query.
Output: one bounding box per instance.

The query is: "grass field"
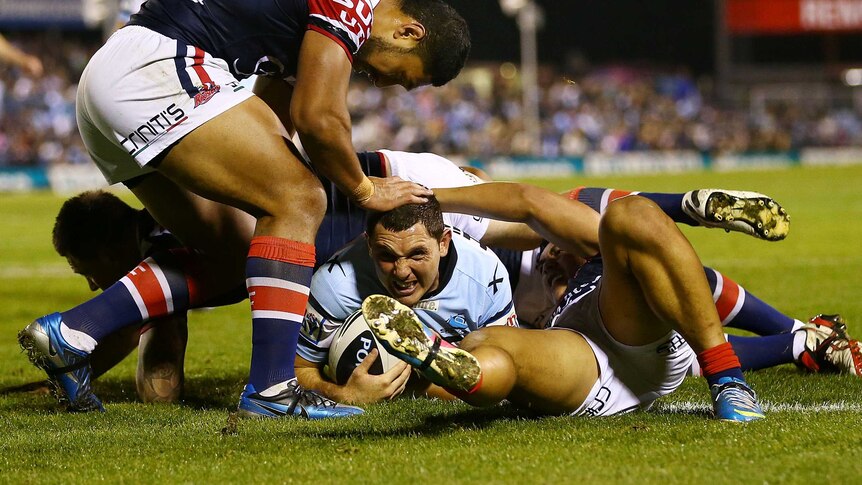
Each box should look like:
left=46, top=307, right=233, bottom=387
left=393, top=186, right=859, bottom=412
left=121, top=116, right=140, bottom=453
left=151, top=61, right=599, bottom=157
left=2, top=164, right=862, bottom=483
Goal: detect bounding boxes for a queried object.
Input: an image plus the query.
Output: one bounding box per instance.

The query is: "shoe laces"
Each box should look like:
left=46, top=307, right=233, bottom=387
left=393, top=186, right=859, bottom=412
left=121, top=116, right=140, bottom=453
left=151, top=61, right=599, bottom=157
left=715, top=381, right=760, bottom=412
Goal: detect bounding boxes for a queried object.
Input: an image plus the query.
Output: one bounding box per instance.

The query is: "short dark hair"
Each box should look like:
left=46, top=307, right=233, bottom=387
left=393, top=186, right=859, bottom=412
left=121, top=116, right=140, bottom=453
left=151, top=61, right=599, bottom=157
left=401, top=0, right=470, bottom=86
left=53, top=190, right=138, bottom=260
left=366, top=195, right=445, bottom=240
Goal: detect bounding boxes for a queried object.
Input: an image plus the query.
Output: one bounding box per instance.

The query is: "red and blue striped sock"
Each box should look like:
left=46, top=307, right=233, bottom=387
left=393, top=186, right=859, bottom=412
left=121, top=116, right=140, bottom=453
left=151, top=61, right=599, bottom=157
left=61, top=248, right=208, bottom=343
left=568, top=187, right=696, bottom=225
left=705, top=267, right=799, bottom=335
left=246, top=237, right=314, bottom=393
left=698, top=341, right=745, bottom=387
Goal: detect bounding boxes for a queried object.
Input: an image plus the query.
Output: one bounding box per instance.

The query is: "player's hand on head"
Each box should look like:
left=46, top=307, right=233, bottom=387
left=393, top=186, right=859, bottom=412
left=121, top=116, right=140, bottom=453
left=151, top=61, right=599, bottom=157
left=343, top=348, right=411, bottom=403
left=356, top=176, right=432, bottom=212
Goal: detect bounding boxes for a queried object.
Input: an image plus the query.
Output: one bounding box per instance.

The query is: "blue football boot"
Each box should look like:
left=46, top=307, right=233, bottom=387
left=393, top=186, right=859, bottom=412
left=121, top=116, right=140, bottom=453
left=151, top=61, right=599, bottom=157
left=361, top=294, right=482, bottom=393
left=18, top=313, right=104, bottom=412
left=237, top=380, right=363, bottom=419
left=710, top=376, right=765, bottom=422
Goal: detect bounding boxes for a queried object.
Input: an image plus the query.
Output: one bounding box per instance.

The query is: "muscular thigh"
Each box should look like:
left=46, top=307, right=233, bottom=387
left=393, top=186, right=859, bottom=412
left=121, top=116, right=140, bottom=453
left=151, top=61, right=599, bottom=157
left=131, top=172, right=252, bottom=288
left=157, top=96, right=326, bottom=239
left=463, top=326, right=599, bottom=414
left=598, top=245, right=672, bottom=346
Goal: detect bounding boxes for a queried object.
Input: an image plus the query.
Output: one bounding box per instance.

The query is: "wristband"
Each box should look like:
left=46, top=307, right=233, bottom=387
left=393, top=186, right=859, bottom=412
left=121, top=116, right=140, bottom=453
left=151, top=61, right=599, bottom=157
left=351, top=177, right=375, bottom=203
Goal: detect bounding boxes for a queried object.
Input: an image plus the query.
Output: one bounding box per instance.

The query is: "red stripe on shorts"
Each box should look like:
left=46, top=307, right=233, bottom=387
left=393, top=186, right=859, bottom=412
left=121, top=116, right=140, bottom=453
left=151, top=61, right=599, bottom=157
left=192, top=47, right=213, bottom=85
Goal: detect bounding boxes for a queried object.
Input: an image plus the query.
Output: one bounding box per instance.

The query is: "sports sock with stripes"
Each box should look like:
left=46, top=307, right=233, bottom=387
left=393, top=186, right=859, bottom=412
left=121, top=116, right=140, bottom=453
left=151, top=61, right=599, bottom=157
left=568, top=187, right=695, bottom=225
left=698, top=341, right=746, bottom=386
left=60, top=248, right=209, bottom=344
left=704, top=267, right=803, bottom=335
left=246, top=237, right=314, bottom=394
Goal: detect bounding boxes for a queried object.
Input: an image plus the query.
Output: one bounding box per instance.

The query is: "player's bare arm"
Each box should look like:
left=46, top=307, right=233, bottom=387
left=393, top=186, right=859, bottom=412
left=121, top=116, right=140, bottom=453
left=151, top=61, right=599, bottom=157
left=295, top=353, right=410, bottom=404
left=292, top=31, right=430, bottom=210
left=435, top=183, right=600, bottom=258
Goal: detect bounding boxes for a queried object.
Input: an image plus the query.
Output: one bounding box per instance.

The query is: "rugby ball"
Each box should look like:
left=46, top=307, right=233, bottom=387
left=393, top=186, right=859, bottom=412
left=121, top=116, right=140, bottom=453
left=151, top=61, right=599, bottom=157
left=324, top=310, right=401, bottom=384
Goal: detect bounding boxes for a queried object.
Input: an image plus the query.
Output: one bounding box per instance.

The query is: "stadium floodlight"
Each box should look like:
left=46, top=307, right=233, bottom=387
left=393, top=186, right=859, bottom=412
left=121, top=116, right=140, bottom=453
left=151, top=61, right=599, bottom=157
left=499, top=0, right=543, bottom=155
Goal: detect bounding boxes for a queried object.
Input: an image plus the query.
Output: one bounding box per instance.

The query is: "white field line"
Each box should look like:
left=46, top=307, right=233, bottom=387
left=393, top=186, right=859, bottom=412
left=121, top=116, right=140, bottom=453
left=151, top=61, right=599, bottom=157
left=657, top=401, right=862, bottom=413
left=0, top=264, right=71, bottom=279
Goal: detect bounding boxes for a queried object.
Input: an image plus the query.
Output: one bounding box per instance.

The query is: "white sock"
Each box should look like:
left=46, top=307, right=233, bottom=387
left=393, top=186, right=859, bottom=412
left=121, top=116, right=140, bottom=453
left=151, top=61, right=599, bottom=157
left=258, top=378, right=296, bottom=397
left=59, top=323, right=97, bottom=353
left=790, top=318, right=806, bottom=333
left=791, top=329, right=807, bottom=360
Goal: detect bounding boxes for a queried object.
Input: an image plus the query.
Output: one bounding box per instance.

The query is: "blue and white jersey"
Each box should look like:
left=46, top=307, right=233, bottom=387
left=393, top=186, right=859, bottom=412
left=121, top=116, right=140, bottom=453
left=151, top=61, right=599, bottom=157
left=299, top=232, right=518, bottom=363
left=129, top=0, right=376, bottom=79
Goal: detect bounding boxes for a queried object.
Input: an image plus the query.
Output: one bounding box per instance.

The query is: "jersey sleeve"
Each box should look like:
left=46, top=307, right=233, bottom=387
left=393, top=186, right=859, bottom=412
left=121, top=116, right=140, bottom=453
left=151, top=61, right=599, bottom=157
left=381, top=150, right=491, bottom=240
left=307, top=0, right=375, bottom=61
left=297, top=267, right=356, bottom=363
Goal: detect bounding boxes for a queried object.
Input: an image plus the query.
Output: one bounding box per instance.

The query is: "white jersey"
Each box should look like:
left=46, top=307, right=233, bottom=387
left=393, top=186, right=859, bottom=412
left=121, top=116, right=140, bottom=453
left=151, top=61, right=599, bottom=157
left=299, top=232, right=517, bottom=363
left=381, top=150, right=490, bottom=241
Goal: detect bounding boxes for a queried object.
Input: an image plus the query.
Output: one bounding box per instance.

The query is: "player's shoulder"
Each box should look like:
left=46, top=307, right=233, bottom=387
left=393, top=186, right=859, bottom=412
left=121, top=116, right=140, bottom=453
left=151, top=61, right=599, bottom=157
left=313, top=237, right=365, bottom=284
left=450, top=232, right=509, bottom=289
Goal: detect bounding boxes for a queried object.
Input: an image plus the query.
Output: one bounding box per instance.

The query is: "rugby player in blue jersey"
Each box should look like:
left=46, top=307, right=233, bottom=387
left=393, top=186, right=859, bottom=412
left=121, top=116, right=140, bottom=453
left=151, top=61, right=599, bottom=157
left=363, top=183, right=772, bottom=421
left=294, top=195, right=523, bottom=404
left=19, top=0, right=470, bottom=417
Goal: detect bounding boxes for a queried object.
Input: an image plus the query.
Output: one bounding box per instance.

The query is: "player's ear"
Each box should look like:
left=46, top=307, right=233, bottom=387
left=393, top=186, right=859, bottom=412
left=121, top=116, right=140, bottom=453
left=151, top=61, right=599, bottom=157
left=439, top=228, right=452, bottom=256
left=395, top=22, right=426, bottom=42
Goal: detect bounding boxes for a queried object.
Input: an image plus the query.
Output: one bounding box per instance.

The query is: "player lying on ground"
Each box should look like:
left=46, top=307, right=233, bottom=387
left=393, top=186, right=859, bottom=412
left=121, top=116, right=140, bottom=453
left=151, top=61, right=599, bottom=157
left=363, top=183, right=776, bottom=422
left=566, top=187, right=861, bottom=377
left=21, top=0, right=470, bottom=417
left=16, top=151, right=817, bottom=408
left=292, top=195, right=562, bottom=406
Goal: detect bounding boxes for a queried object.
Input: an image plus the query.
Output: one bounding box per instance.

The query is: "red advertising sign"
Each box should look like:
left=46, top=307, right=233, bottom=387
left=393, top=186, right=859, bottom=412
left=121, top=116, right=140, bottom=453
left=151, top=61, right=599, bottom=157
left=727, top=0, right=862, bottom=34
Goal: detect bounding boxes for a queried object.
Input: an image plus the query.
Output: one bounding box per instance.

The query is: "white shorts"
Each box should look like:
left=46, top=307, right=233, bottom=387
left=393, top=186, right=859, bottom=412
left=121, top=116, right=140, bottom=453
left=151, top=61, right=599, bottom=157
left=551, top=284, right=695, bottom=417
left=76, top=26, right=254, bottom=184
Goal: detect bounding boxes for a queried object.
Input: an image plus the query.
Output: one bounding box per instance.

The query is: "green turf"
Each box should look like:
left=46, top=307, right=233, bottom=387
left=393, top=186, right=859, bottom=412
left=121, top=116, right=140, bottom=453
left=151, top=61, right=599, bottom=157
left=2, top=165, right=862, bottom=483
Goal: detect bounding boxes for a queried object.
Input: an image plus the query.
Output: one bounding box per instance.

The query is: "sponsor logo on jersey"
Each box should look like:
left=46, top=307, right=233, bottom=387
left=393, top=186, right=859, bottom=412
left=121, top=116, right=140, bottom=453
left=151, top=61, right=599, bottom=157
left=548, top=274, right=602, bottom=326
left=413, top=300, right=439, bottom=311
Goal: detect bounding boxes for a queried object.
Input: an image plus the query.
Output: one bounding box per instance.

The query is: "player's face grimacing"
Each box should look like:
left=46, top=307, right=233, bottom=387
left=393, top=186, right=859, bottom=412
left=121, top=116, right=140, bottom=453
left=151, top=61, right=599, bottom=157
left=368, top=223, right=452, bottom=306
left=536, top=244, right=585, bottom=303
left=354, top=36, right=431, bottom=91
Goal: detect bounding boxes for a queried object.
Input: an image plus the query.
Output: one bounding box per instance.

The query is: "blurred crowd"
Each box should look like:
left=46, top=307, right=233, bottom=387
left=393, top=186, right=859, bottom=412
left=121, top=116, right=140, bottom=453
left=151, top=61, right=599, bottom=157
left=2, top=34, right=862, bottom=168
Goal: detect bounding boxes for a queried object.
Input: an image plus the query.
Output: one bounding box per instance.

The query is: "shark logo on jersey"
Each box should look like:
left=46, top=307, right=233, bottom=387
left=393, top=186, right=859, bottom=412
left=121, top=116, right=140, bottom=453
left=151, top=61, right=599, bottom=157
left=447, top=314, right=467, bottom=330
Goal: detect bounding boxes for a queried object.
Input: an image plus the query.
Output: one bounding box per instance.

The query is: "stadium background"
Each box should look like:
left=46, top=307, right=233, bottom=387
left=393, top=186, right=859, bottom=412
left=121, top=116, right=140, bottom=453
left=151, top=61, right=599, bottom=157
left=2, top=2, right=862, bottom=483
left=2, top=0, right=862, bottom=189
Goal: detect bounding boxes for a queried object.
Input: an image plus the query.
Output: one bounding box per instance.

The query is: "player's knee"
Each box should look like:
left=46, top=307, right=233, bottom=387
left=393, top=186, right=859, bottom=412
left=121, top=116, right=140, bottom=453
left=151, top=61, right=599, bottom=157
left=261, top=180, right=327, bottom=223
left=460, top=326, right=505, bottom=352
left=467, top=345, right=517, bottom=407
left=601, top=196, right=670, bottom=246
